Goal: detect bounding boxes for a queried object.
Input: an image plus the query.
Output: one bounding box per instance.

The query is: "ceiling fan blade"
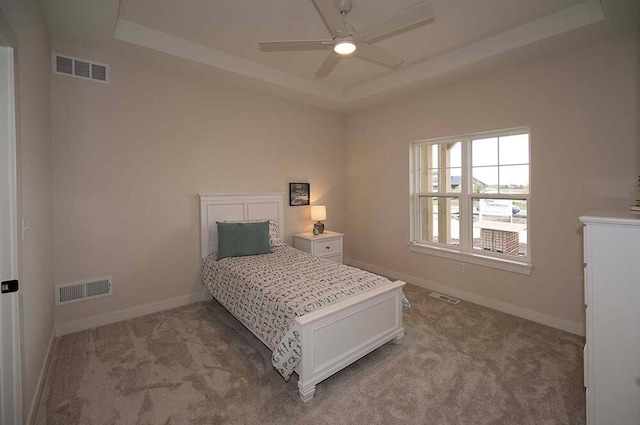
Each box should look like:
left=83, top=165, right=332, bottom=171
left=356, top=1, right=435, bottom=44
left=355, top=43, right=404, bottom=68
left=315, top=52, right=341, bottom=79
left=311, top=0, right=349, bottom=36
left=258, top=40, right=333, bottom=52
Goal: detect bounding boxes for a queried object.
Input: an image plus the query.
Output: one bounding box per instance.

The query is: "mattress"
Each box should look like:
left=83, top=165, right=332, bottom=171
left=200, top=245, right=402, bottom=380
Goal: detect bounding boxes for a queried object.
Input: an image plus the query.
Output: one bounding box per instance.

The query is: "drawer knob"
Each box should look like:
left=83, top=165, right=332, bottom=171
left=326, top=246, right=330, bottom=249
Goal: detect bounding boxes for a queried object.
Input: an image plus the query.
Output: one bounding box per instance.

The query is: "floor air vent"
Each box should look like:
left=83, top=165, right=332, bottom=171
left=429, top=291, right=461, bottom=305
left=52, top=53, right=110, bottom=83
left=55, top=276, right=112, bottom=306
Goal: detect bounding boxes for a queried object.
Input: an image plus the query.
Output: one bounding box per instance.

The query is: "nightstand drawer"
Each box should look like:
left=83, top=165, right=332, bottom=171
left=320, top=253, right=342, bottom=264
left=314, top=238, right=341, bottom=255
left=293, top=231, right=345, bottom=265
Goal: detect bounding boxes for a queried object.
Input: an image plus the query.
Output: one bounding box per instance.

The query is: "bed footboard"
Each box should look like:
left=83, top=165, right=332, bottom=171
left=294, top=280, right=406, bottom=402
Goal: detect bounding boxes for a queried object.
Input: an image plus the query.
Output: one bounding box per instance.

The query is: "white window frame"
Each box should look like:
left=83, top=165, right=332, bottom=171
left=409, top=127, right=532, bottom=275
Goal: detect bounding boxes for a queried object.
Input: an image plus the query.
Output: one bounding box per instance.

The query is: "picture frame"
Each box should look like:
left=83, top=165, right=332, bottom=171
left=289, top=183, right=310, bottom=206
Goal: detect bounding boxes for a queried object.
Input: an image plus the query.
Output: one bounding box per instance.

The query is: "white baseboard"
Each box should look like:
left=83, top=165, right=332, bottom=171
left=55, top=290, right=211, bottom=336
left=26, top=327, right=56, bottom=425
left=346, top=258, right=585, bottom=336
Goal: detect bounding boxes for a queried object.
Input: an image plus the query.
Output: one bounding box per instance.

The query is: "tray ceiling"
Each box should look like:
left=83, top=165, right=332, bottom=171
left=40, top=0, right=612, bottom=111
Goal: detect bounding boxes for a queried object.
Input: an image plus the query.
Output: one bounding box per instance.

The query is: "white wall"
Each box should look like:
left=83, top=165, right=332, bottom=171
left=0, top=0, right=53, bottom=420
left=345, top=30, right=639, bottom=331
left=51, top=45, right=347, bottom=326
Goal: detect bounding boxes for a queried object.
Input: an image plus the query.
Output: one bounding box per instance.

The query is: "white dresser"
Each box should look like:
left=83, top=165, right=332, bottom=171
left=293, top=231, right=344, bottom=264
left=580, top=213, right=640, bottom=425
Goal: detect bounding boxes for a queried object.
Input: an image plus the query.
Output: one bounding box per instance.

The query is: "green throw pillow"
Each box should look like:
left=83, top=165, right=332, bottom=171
left=216, top=221, right=271, bottom=260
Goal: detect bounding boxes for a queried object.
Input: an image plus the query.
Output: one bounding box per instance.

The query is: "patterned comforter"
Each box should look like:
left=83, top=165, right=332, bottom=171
left=200, top=245, right=399, bottom=380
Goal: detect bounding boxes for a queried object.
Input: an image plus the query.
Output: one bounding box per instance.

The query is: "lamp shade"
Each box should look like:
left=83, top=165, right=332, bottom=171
left=310, top=205, right=327, bottom=221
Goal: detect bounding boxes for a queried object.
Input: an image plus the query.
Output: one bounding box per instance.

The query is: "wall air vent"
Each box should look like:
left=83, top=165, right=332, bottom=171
left=55, top=276, right=112, bottom=306
left=429, top=291, right=461, bottom=305
left=52, top=53, right=110, bottom=83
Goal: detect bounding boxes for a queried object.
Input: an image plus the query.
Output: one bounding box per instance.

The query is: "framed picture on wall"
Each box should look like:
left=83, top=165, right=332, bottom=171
left=289, top=183, right=310, bottom=206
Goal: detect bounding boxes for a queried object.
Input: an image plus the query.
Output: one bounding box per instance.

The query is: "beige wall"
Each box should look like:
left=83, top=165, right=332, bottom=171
left=0, top=0, right=53, bottom=420
left=51, top=45, right=346, bottom=325
left=345, top=31, right=639, bottom=329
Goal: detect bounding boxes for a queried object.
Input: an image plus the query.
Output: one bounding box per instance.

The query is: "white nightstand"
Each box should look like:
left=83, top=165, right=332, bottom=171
left=293, top=231, right=344, bottom=264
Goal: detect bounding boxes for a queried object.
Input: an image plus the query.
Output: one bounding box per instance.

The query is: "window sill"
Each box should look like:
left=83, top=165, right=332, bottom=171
left=409, top=243, right=532, bottom=275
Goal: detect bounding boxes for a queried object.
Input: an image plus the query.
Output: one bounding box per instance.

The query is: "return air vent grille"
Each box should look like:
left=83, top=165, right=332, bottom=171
left=429, top=291, right=461, bottom=305
left=74, top=59, right=90, bottom=78
left=55, top=276, right=112, bottom=306
left=52, top=53, right=110, bottom=83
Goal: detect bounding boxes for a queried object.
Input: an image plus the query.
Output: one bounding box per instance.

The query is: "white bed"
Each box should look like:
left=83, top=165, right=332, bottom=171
left=199, top=192, right=406, bottom=401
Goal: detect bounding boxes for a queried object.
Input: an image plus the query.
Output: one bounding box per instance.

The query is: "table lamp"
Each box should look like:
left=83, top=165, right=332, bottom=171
left=311, top=205, right=326, bottom=235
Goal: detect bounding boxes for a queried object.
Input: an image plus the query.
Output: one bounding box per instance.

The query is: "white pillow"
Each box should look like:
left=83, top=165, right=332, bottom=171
left=223, top=219, right=284, bottom=247
left=267, top=219, right=285, bottom=247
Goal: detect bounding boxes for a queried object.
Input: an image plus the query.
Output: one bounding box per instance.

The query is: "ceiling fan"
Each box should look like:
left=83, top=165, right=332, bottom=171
left=258, top=0, right=435, bottom=79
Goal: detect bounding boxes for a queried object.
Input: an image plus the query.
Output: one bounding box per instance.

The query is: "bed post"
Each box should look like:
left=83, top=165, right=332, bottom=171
left=298, top=383, right=316, bottom=402
left=392, top=331, right=405, bottom=344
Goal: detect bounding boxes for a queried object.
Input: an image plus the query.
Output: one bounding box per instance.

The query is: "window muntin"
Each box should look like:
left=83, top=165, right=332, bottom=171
left=419, top=142, right=462, bottom=193
left=472, top=134, right=530, bottom=196
left=412, top=129, right=530, bottom=264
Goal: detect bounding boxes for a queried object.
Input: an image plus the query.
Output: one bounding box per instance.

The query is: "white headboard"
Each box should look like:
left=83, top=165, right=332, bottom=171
left=199, top=193, right=285, bottom=259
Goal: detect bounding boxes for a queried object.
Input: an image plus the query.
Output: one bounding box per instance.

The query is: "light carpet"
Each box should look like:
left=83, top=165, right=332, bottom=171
left=35, top=284, right=585, bottom=425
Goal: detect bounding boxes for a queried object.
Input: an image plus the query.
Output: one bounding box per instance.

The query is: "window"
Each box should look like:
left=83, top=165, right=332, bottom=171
left=410, top=128, right=531, bottom=274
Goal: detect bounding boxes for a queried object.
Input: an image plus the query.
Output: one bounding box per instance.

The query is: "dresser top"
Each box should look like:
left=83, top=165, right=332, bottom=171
left=580, top=211, right=640, bottom=226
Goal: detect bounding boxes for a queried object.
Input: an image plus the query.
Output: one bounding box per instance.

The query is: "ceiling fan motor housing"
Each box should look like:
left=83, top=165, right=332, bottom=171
left=335, top=0, right=353, bottom=15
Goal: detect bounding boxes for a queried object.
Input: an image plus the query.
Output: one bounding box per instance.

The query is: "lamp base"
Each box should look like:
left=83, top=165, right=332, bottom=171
left=313, top=221, right=325, bottom=235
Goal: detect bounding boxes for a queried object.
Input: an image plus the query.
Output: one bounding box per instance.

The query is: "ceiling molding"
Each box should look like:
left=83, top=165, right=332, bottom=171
left=114, top=0, right=603, bottom=112
left=114, top=19, right=347, bottom=108
left=344, top=0, right=604, bottom=103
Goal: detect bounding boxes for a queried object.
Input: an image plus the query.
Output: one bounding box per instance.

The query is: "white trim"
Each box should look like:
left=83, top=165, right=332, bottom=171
left=409, top=243, right=532, bottom=275
left=55, top=290, right=211, bottom=336
left=412, top=126, right=531, bottom=145
left=25, top=328, right=55, bottom=425
left=345, top=258, right=584, bottom=336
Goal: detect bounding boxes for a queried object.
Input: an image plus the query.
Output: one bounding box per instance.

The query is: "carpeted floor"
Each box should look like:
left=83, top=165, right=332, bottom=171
left=35, top=284, right=586, bottom=425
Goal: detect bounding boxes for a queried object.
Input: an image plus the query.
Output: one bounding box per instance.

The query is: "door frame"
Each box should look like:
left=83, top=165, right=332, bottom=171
left=0, top=10, right=22, bottom=425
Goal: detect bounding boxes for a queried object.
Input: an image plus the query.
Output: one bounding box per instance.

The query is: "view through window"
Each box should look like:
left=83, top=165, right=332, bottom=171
left=411, top=129, right=530, bottom=263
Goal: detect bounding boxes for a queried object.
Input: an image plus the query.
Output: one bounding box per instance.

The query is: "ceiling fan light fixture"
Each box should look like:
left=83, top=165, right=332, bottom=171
left=333, top=38, right=356, bottom=55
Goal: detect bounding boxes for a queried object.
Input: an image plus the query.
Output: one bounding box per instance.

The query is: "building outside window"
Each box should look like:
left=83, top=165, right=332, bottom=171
left=410, top=128, right=531, bottom=274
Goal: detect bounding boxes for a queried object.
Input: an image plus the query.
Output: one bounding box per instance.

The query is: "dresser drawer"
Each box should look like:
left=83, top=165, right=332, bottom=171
left=584, top=265, right=589, bottom=306
left=313, top=238, right=341, bottom=255
left=583, top=343, right=588, bottom=388
left=582, top=226, right=588, bottom=264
